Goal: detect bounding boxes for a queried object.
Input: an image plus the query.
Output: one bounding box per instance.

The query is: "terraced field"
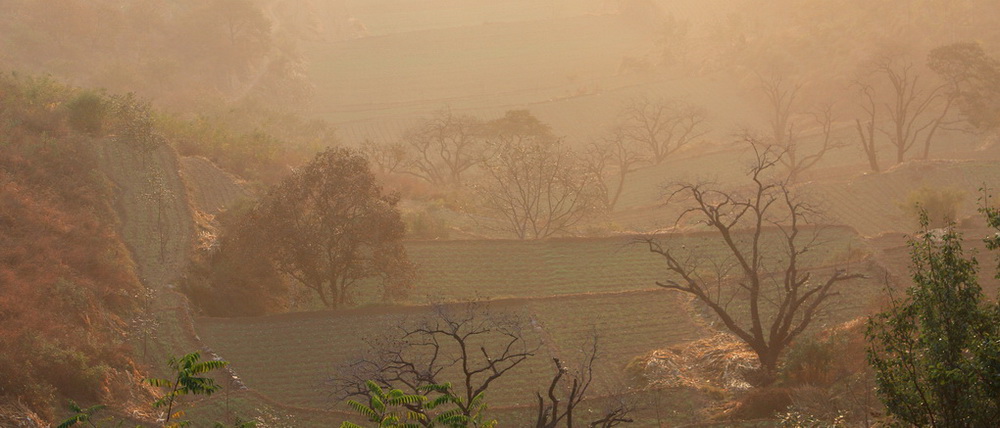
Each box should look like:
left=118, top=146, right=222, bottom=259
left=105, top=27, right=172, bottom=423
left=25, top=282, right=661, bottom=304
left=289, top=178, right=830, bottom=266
left=327, top=225, right=867, bottom=305
left=804, top=160, right=1000, bottom=237
left=195, top=224, right=872, bottom=422
left=196, top=290, right=707, bottom=411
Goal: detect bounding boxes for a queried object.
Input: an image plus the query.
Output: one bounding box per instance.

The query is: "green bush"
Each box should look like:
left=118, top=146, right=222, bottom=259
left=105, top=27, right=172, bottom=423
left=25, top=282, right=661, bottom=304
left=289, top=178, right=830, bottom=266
left=723, top=387, right=793, bottom=420
left=404, top=209, right=450, bottom=240
left=866, top=213, right=1000, bottom=426
left=65, top=91, right=105, bottom=136
left=897, top=186, right=965, bottom=228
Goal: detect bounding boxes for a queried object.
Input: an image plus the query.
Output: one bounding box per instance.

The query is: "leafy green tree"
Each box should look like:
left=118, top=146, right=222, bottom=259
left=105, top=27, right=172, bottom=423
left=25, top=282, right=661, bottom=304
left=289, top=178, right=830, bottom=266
left=928, top=42, right=1000, bottom=131
left=865, top=213, right=1000, bottom=427
left=341, top=381, right=495, bottom=428
left=146, top=352, right=230, bottom=427
left=57, top=400, right=107, bottom=428
left=65, top=91, right=106, bottom=136
left=235, top=147, right=414, bottom=308
left=109, top=92, right=164, bottom=165
left=896, top=186, right=966, bottom=229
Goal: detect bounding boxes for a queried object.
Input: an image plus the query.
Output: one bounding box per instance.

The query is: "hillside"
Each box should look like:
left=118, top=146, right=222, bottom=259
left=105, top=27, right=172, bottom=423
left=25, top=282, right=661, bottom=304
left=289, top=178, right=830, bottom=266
left=0, top=73, right=146, bottom=421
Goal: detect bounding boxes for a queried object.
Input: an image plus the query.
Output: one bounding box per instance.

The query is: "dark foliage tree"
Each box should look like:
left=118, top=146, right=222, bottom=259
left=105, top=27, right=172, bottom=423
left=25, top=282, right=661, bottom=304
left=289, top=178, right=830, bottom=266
left=184, top=201, right=290, bottom=317
left=179, top=0, right=272, bottom=90
left=866, top=213, right=1000, bottom=427
left=232, top=148, right=414, bottom=309
left=638, top=141, right=864, bottom=383
left=928, top=42, right=1000, bottom=131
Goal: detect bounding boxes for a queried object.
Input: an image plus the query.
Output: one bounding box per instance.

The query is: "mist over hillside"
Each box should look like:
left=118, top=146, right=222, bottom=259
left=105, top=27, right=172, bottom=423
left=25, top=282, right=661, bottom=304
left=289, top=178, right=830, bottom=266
left=3, top=1, right=1000, bottom=426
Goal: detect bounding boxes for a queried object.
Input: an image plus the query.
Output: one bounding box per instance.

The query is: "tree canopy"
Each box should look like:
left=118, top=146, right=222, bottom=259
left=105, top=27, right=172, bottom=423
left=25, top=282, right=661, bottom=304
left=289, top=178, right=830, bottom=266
left=866, top=212, right=1000, bottom=426
left=205, top=148, right=414, bottom=312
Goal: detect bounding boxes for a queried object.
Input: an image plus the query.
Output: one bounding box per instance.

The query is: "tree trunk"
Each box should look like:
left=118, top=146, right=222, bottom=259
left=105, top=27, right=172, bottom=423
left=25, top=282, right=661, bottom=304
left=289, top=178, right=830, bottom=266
left=754, top=348, right=781, bottom=387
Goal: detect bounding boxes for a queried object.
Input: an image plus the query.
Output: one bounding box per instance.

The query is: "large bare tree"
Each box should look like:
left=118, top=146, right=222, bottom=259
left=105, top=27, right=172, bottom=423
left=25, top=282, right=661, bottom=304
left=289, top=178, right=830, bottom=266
left=476, top=136, right=601, bottom=240
left=335, top=302, right=632, bottom=427
left=861, top=58, right=955, bottom=164
left=757, top=74, right=843, bottom=182
left=534, top=338, right=634, bottom=428
left=335, top=302, right=536, bottom=424
left=619, top=97, right=709, bottom=165
left=402, top=108, right=485, bottom=186
left=359, top=138, right=408, bottom=176
left=638, top=141, right=864, bottom=383
left=854, top=82, right=881, bottom=173
left=584, top=126, right=645, bottom=211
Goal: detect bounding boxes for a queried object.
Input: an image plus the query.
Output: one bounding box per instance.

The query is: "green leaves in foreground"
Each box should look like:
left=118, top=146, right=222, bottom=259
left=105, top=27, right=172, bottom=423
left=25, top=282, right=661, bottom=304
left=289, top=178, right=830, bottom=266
left=57, top=400, right=107, bottom=428
left=146, top=351, right=229, bottom=427
left=866, top=211, right=1000, bottom=427
left=341, top=381, right=496, bottom=428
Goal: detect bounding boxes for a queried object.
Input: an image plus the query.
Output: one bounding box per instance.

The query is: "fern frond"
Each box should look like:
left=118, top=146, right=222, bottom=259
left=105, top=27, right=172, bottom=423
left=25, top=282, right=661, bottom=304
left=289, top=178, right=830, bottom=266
left=347, top=400, right=378, bottom=421
left=424, top=395, right=453, bottom=410
left=371, top=395, right=386, bottom=413
left=191, top=360, right=229, bottom=373
left=56, top=415, right=83, bottom=428
left=406, top=410, right=427, bottom=422
left=145, top=378, right=172, bottom=387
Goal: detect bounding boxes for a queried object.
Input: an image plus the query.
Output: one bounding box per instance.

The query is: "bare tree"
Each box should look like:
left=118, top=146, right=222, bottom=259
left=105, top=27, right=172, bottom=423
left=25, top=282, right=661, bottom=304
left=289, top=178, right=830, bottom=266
left=334, top=302, right=537, bottom=425
left=534, top=338, right=634, bottom=428
left=619, top=97, right=709, bottom=165
left=757, top=75, right=843, bottom=182
left=476, top=137, right=601, bottom=239
left=855, top=82, right=881, bottom=173
left=637, top=140, right=864, bottom=383
left=584, top=126, right=645, bottom=211
left=402, top=108, right=484, bottom=186
left=359, top=138, right=408, bottom=175
left=864, top=58, right=955, bottom=164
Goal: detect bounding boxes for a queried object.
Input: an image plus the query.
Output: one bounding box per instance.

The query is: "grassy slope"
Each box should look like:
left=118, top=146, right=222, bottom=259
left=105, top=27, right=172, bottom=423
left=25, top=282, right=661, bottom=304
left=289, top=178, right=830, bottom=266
left=179, top=156, right=250, bottom=216
left=95, top=141, right=193, bottom=292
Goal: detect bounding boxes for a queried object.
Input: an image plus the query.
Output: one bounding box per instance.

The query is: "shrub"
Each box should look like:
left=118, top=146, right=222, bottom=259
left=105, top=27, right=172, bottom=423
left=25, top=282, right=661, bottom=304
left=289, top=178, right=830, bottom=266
left=722, top=387, right=793, bottom=420
left=65, top=91, right=106, bottom=135
left=896, top=186, right=965, bottom=228
left=404, top=209, right=450, bottom=240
